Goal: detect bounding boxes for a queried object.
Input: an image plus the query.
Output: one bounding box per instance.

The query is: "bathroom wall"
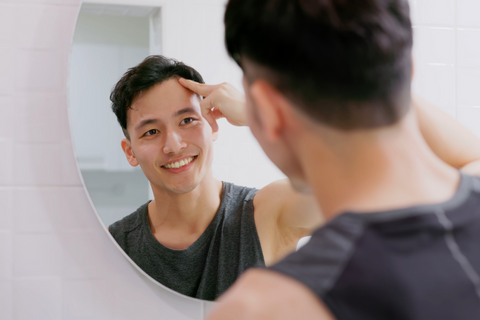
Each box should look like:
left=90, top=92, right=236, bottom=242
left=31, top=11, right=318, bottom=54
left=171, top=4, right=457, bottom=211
left=0, top=0, right=216, bottom=319
left=410, top=0, right=480, bottom=129
left=0, top=0, right=479, bottom=319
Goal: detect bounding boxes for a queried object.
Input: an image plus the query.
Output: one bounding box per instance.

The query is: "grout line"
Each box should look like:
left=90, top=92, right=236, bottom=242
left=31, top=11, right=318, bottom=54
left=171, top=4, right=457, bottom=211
left=454, top=0, right=458, bottom=119
left=2, top=2, right=79, bottom=7
left=457, top=27, right=480, bottom=31
left=0, top=185, right=83, bottom=190
left=412, top=25, right=456, bottom=30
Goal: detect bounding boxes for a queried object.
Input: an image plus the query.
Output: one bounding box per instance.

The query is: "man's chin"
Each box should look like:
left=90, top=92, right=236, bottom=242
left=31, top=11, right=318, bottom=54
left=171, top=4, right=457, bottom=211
left=166, top=180, right=201, bottom=195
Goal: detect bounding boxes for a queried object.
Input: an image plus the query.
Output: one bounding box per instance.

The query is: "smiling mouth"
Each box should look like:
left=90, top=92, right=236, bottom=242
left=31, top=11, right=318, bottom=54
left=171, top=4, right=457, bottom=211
left=162, top=156, right=196, bottom=169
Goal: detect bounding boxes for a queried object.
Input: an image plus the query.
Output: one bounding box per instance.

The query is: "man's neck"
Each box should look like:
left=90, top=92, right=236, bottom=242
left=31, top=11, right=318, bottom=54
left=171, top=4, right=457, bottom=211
left=297, top=110, right=460, bottom=220
left=148, top=171, right=223, bottom=245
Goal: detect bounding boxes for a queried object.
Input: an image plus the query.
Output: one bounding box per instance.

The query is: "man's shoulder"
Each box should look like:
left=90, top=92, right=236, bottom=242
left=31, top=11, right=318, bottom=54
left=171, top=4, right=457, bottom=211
left=108, top=201, right=149, bottom=236
left=208, top=269, right=334, bottom=320
left=223, top=181, right=258, bottom=202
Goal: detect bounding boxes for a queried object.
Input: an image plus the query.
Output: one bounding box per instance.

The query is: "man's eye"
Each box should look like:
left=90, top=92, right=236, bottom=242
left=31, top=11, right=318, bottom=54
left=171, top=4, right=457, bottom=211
left=180, top=118, right=194, bottom=125
left=145, top=129, right=159, bottom=136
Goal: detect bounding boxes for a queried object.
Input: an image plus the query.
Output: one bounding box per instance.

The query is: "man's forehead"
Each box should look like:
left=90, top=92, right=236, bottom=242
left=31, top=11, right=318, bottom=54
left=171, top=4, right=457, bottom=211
left=128, top=80, right=201, bottom=120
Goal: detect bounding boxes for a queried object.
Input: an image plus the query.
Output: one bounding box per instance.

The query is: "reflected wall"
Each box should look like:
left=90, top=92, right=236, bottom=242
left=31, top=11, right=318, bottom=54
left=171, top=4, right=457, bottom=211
left=69, top=4, right=152, bottom=226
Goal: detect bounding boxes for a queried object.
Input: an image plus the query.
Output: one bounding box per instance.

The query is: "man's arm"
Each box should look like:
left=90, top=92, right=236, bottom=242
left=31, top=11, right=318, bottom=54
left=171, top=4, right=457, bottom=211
left=207, top=269, right=335, bottom=320
left=252, top=179, right=323, bottom=264
left=414, top=95, right=480, bottom=176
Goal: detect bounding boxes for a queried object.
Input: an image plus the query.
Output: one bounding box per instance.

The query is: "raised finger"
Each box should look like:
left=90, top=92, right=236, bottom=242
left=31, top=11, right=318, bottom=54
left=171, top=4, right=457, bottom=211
left=178, top=78, right=220, bottom=97
left=211, top=108, right=224, bottom=120
left=203, top=111, right=219, bottom=133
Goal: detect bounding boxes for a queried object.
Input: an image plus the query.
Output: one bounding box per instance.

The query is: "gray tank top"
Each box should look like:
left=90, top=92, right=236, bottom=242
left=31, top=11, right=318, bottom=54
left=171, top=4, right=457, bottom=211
left=108, top=182, right=265, bottom=300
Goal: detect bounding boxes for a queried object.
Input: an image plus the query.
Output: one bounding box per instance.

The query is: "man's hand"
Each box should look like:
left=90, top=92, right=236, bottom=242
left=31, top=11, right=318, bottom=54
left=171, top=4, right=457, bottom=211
left=179, top=78, right=247, bottom=132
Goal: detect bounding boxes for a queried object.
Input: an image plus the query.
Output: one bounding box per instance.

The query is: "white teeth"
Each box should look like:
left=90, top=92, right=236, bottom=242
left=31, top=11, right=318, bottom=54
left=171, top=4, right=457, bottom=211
left=163, top=157, right=194, bottom=169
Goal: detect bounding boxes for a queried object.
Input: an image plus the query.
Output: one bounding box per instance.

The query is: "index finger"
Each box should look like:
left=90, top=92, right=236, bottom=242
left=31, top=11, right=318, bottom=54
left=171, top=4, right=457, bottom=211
left=178, top=78, right=220, bottom=97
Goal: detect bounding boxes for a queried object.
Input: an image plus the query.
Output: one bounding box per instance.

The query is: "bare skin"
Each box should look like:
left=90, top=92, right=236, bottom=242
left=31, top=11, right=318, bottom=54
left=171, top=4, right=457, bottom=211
left=119, top=78, right=320, bottom=264
left=211, top=269, right=335, bottom=320
left=197, top=74, right=480, bottom=319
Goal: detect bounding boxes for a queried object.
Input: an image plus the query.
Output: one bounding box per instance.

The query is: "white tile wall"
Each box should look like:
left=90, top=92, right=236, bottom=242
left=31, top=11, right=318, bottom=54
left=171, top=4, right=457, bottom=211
left=13, top=234, right=63, bottom=277
left=0, top=4, right=14, bottom=47
left=412, top=64, right=456, bottom=116
left=456, top=0, right=480, bottom=146
left=0, top=281, right=13, bottom=320
left=411, top=0, right=480, bottom=130
left=413, top=27, right=454, bottom=64
left=16, top=50, right=66, bottom=92
left=0, top=96, right=13, bottom=141
left=458, top=68, right=480, bottom=106
left=16, top=5, right=78, bottom=50
left=457, top=0, right=480, bottom=27
left=15, top=94, right=66, bottom=143
left=0, top=232, right=12, bottom=279
left=0, top=48, right=15, bottom=95
left=13, top=189, right=64, bottom=233
left=62, top=279, right=112, bottom=319
left=13, top=144, right=64, bottom=185
left=13, top=278, right=62, bottom=320
left=413, top=0, right=455, bottom=25
left=0, top=190, right=12, bottom=231
left=0, top=0, right=478, bottom=319
left=1, top=0, right=212, bottom=319
left=458, top=29, right=480, bottom=68
left=0, top=140, right=14, bottom=185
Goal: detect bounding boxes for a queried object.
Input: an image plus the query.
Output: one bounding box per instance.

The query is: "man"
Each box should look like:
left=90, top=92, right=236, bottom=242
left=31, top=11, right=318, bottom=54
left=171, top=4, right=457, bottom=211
left=108, top=56, right=322, bottom=301
left=110, top=54, right=480, bottom=304
left=203, top=0, right=480, bottom=319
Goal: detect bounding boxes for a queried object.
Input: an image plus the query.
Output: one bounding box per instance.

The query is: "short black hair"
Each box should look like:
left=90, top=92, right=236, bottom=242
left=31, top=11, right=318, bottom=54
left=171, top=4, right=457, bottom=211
left=224, top=0, right=413, bottom=130
left=110, top=55, right=204, bottom=138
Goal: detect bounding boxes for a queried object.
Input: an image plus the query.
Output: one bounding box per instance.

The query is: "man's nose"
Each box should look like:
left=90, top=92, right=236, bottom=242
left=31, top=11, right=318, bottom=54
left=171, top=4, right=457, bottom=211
left=162, top=130, right=187, bottom=154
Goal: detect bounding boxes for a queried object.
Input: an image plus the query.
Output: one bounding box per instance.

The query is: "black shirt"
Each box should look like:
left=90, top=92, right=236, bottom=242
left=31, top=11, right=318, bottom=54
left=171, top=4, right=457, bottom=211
left=270, top=173, right=480, bottom=320
left=109, top=182, right=265, bottom=301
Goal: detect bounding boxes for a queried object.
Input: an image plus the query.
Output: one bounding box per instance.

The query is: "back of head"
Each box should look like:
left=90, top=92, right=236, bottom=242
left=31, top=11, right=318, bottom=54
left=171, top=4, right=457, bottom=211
left=110, top=55, right=204, bottom=138
left=224, top=0, right=413, bottom=130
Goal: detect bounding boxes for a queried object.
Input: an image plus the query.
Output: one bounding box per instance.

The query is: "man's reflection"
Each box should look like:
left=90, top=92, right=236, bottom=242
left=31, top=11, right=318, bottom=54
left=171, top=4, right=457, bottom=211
left=107, top=55, right=322, bottom=300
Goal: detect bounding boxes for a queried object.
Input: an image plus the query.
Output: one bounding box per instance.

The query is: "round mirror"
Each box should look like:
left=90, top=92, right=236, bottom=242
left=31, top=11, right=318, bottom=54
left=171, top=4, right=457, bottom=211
left=68, top=1, right=297, bottom=301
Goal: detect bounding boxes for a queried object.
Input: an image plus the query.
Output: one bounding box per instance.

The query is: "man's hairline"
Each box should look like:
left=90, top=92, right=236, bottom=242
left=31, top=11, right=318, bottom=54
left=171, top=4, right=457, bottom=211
left=122, top=87, right=203, bottom=141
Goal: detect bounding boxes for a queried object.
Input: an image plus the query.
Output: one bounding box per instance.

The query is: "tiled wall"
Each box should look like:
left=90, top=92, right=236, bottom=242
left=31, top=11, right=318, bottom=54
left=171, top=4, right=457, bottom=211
left=0, top=0, right=214, bottom=319
left=0, top=0, right=479, bottom=319
left=411, top=0, right=480, bottom=133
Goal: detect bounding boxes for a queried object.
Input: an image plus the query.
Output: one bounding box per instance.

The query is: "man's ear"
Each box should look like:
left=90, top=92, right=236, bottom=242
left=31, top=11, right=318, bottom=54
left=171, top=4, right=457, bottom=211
left=121, top=138, right=139, bottom=167
left=249, top=80, right=287, bottom=142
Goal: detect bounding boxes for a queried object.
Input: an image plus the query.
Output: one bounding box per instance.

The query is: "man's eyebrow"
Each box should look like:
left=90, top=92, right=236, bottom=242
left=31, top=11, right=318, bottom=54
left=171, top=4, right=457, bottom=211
left=134, top=107, right=197, bottom=131
left=135, top=118, right=159, bottom=131
left=175, top=107, right=197, bottom=117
